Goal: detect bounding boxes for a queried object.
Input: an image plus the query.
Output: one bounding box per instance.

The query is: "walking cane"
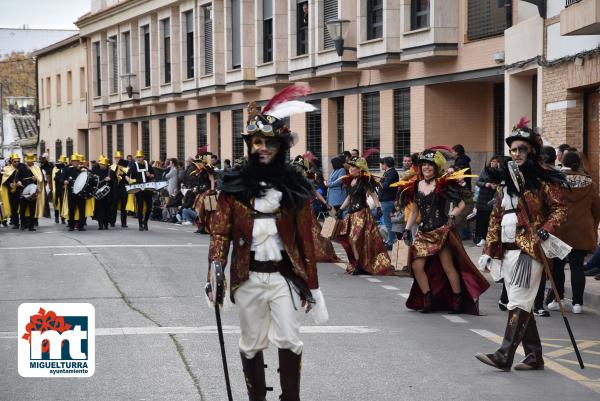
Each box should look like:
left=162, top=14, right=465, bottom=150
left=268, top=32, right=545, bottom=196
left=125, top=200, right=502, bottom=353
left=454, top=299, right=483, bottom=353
left=507, top=161, right=584, bottom=369
left=209, top=261, right=234, bottom=400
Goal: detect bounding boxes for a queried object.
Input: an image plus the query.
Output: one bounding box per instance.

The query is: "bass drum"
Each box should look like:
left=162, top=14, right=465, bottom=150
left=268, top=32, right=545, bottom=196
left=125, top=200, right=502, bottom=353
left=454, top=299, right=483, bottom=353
left=94, top=184, right=111, bottom=200
left=22, top=183, right=38, bottom=199
left=73, top=171, right=99, bottom=199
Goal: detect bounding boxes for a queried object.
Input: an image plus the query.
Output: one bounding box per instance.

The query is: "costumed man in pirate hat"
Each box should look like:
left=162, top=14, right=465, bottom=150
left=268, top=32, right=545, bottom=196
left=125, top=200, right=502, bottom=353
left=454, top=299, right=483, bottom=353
left=60, top=153, right=87, bottom=231
left=95, top=156, right=116, bottom=230
left=128, top=150, right=155, bottom=231
left=1, top=154, right=23, bottom=228
left=206, top=85, right=328, bottom=401
left=52, top=155, right=68, bottom=224
left=191, top=153, right=217, bottom=234
left=16, top=154, right=43, bottom=231
left=476, top=118, right=567, bottom=371
left=110, top=150, right=130, bottom=228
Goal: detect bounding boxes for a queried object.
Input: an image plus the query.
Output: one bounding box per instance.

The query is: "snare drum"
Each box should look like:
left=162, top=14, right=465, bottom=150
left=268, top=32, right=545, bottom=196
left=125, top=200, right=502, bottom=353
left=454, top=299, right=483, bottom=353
left=73, top=171, right=99, bottom=199
left=22, top=183, right=38, bottom=199
left=94, top=184, right=111, bottom=200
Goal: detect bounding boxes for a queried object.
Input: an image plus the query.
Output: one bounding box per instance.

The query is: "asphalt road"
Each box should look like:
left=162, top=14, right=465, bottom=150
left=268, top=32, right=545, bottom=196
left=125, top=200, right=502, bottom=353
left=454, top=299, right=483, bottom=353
left=1, top=219, right=599, bottom=401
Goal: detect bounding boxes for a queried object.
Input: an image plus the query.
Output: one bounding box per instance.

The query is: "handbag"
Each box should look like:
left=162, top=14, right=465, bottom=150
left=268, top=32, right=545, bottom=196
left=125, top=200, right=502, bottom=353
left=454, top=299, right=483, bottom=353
left=203, top=194, right=218, bottom=211
left=320, top=217, right=339, bottom=239
left=390, top=240, right=410, bottom=271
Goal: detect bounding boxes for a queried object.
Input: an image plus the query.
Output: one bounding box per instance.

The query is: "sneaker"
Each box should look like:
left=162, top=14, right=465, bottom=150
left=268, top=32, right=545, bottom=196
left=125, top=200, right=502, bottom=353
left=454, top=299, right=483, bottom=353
left=534, top=309, right=550, bottom=317
left=585, top=267, right=600, bottom=276
left=547, top=300, right=563, bottom=311
left=572, top=304, right=583, bottom=314
left=476, top=239, right=486, bottom=247
left=182, top=221, right=192, bottom=226
left=498, top=301, right=508, bottom=311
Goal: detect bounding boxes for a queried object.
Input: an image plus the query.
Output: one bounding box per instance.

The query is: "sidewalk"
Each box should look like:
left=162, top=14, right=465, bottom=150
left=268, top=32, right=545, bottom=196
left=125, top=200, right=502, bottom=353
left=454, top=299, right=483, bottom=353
left=464, top=241, right=600, bottom=313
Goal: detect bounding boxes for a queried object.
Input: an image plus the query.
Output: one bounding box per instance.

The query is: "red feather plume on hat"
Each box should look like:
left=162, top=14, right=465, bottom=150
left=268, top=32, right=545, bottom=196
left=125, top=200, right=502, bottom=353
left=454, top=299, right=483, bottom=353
left=302, top=151, right=318, bottom=162
left=197, top=145, right=208, bottom=155
left=263, top=85, right=312, bottom=113
left=362, top=148, right=379, bottom=159
left=515, top=117, right=530, bottom=130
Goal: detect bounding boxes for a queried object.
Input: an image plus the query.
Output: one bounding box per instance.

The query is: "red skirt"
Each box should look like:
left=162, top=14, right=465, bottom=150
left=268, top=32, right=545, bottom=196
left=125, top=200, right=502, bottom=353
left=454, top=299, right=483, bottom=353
left=406, top=225, right=489, bottom=314
left=337, top=208, right=392, bottom=275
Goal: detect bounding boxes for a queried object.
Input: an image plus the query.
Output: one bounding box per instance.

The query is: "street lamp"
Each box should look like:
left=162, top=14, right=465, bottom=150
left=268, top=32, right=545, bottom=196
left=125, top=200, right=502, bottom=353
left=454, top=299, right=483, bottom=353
left=120, top=73, right=138, bottom=99
left=325, top=19, right=355, bottom=57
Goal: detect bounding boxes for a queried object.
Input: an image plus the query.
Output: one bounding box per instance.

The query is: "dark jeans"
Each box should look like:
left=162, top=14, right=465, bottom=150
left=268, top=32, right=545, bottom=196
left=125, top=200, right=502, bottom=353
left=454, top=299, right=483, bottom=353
left=474, top=208, right=491, bottom=242
left=380, top=201, right=395, bottom=245
left=553, top=249, right=587, bottom=305
left=111, top=188, right=128, bottom=225
left=19, top=197, right=36, bottom=229
left=584, top=245, right=600, bottom=271
left=68, top=194, right=86, bottom=228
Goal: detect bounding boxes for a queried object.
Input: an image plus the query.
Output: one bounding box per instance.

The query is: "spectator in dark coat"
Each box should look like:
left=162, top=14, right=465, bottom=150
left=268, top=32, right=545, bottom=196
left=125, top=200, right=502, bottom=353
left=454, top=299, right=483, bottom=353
left=452, top=144, right=472, bottom=190
left=474, top=156, right=502, bottom=246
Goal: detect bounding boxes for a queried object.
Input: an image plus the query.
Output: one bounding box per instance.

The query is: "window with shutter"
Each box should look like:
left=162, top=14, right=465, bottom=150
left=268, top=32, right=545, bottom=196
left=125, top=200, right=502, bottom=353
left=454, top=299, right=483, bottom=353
left=362, top=92, right=380, bottom=169
left=393, top=89, right=410, bottom=162
left=55, top=139, right=63, bottom=160
left=106, top=126, right=113, bottom=159
left=197, top=114, right=207, bottom=148
left=159, top=119, right=167, bottom=161
left=231, top=0, right=241, bottom=69
left=263, top=0, right=273, bottom=62
left=110, top=37, right=118, bottom=94
left=323, top=0, right=338, bottom=50
left=177, top=117, right=185, bottom=161
left=232, top=109, right=244, bottom=161
left=116, top=124, right=124, bottom=153
left=142, top=121, right=150, bottom=160
left=467, top=0, right=509, bottom=41
left=367, top=0, right=383, bottom=40
left=306, top=101, right=322, bottom=169
left=203, top=5, right=213, bottom=74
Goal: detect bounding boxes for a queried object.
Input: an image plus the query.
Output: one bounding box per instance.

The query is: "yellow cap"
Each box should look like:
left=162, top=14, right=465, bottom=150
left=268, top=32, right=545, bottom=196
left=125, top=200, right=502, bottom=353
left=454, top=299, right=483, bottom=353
left=344, top=157, right=369, bottom=173
left=25, top=153, right=36, bottom=162
left=58, top=155, right=68, bottom=163
left=115, top=150, right=123, bottom=158
left=99, top=156, right=110, bottom=166
left=71, top=154, right=81, bottom=162
left=135, top=150, right=144, bottom=158
left=9, top=153, right=20, bottom=161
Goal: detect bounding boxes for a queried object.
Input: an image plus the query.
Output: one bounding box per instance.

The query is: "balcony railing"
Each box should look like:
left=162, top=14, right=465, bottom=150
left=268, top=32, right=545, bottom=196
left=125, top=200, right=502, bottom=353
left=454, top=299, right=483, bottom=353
left=566, top=0, right=583, bottom=7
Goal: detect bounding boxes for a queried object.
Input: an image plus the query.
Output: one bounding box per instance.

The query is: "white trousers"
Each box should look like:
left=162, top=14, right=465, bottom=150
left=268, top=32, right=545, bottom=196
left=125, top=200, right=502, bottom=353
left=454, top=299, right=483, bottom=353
left=234, top=272, right=303, bottom=359
left=502, top=250, right=543, bottom=312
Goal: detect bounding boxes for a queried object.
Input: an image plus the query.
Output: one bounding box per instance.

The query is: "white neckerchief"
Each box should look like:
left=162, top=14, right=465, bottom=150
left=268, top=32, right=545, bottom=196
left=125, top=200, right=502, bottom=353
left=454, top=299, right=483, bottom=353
left=251, top=184, right=284, bottom=261
left=135, top=161, right=147, bottom=183
left=500, top=186, right=519, bottom=243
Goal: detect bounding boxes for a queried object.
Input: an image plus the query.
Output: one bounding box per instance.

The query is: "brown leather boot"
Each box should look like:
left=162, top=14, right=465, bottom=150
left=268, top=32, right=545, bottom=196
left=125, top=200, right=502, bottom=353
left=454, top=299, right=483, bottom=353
left=240, top=352, right=269, bottom=401
left=449, top=292, right=463, bottom=314
left=278, top=348, right=301, bottom=401
left=475, top=308, right=531, bottom=371
left=514, top=316, right=544, bottom=370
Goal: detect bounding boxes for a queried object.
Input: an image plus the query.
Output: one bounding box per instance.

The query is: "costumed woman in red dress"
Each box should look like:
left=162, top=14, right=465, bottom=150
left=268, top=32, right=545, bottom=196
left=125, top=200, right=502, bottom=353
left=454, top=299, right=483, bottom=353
left=192, top=154, right=216, bottom=233
left=292, top=154, right=340, bottom=263
left=399, top=149, right=489, bottom=313
left=335, top=157, right=392, bottom=275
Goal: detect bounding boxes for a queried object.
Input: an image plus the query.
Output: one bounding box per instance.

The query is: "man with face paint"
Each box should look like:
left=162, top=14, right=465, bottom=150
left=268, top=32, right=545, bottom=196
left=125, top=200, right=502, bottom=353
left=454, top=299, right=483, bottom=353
left=476, top=118, right=567, bottom=372
left=206, top=86, right=326, bottom=401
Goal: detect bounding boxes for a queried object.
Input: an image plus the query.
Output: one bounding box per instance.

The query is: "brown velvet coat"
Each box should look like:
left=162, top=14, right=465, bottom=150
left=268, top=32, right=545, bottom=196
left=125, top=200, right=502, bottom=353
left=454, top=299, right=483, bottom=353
left=484, top=182, right=567, bottom=262
left=555, top=171, right=600, bottom=251
left=208, top=191, right=318, bottom=302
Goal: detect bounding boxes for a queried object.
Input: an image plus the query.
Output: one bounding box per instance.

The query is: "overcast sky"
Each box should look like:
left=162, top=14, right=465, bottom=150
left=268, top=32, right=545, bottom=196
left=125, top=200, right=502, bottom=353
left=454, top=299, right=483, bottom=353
left=0, top=0, right=90, bottom=30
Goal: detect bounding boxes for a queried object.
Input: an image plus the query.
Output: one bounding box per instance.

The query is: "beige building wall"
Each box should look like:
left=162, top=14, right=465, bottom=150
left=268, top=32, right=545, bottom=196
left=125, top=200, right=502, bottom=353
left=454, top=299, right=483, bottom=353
left=37, top=38, right=89, bottom=161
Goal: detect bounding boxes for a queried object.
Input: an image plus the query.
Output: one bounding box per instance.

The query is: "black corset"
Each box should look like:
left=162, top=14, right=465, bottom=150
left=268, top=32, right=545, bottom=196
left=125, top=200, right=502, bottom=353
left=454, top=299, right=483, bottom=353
left=347, top=181, right=369, bottom=213
left=415, top=190, right=447, bottom=232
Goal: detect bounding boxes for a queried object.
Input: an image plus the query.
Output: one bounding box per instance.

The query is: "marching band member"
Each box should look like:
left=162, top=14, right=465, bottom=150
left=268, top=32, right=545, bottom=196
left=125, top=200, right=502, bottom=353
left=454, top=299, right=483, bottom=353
left=1, top=154, right=22, bottom=229
left=16, top=154, right=43, bottom=231
left=61, top=154, right=87, bottom=231
left=110, top=150, right=129, bottom=228
left=52, top=155, right=68, bottom=224
left=95, top=156, right=116, bottom=230
left=128, top=150, right=155, bottom=231
left=207, top=85, right=326, bottom=401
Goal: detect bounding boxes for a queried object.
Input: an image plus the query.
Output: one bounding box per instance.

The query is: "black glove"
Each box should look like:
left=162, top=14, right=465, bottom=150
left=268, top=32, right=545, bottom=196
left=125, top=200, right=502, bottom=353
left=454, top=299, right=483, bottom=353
left=335, top=208, right=344, bottom=219
left=537, top=228, right=549, bottom=241
left=402, top=230, right=412, bottom=244
left=376, top=207, right=383, bottom=219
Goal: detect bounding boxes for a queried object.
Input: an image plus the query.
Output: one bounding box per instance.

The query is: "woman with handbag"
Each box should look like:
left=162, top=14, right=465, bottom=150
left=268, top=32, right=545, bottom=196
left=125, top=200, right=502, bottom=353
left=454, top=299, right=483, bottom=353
left=400, top=149, right=489, bottom=314
left=335, top=157, right=392, bottom=275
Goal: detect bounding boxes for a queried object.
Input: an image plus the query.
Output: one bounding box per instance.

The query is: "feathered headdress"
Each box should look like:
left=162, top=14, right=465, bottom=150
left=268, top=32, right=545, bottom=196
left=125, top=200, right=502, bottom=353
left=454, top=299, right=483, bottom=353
left=362, top=148, right=379, bottom=160
left=507, top=116, right=537, bottom=148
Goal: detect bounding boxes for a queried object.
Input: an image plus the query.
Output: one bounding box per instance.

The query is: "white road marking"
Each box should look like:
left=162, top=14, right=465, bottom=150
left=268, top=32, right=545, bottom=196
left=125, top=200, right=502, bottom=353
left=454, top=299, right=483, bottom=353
left=0, top=325, right=378, bottom=339
left=443, top=315, right=468, bottom=324
left=366, top=278, right=382, bottom=283
left=53, top=253, right=93, bottom=256
left=165, top=228, right=179, bottom=231
left=470, top=329, right=499, bottom=339
left=359, top=275, right=370, bottom=278
left=42, top=231, right=58, bottom=234
left=398, top=293, right=409, bottom=299
left=381, top=285, right=399, bottom=290
left=0, top=244, right=207, bottom=250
